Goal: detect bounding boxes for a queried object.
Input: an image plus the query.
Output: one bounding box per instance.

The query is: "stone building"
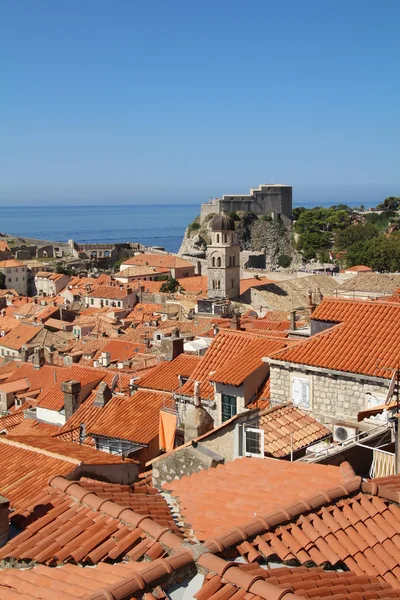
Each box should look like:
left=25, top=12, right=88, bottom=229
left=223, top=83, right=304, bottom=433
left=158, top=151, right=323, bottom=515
left=207, top=214, right=240, bottom=300
left=267, top=298, right=395, bottom=429
left=0, top=259, right=28, bottom=296
left=200, top=183, right=292, bottom=226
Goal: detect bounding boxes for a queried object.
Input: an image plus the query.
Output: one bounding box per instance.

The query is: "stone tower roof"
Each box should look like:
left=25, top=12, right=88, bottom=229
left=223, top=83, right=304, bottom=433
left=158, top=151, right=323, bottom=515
left=210, top=213, right=235, bottom=232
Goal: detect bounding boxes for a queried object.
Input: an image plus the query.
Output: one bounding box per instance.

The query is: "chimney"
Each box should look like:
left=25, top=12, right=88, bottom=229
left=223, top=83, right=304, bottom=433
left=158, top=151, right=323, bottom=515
left=308, top=291, right=316, bottom=314
left=184, top=403, right=214, bottom=443
left=193, top=381, right=200, bottom=407
left=33, top=347, right=45, bottom=369
left=230, top=312, right=240, bottom=330
left=290, top=310, right=296, bottom=331
left=93, top=382, right=112, bottom=407
left=79, top=423, right=86, bottom=444
left=160, top=330, right=184, bottom=361
left=21, top=345, right=32, bottom=363
left=101, top=351, right=111, bottom=367
left=62, top=380, right=81, bottom=421
left=0, top=495, right=10, bottom=546
left=212, top=324, right=219, bottom=336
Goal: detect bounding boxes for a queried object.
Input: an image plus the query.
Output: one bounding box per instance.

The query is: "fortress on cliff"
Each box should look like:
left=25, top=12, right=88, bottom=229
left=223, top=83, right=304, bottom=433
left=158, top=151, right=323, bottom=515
left=200, top=183, right=292, bottom=227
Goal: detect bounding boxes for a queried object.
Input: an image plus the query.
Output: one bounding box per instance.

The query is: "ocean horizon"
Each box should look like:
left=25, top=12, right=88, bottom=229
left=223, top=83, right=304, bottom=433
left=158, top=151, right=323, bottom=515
left=0, top=199, right=380, bottom=253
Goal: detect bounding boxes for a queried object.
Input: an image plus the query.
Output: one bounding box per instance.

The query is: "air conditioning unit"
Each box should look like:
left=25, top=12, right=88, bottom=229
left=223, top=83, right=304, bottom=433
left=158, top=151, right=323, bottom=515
left=333, top=424, right=358, bottom=443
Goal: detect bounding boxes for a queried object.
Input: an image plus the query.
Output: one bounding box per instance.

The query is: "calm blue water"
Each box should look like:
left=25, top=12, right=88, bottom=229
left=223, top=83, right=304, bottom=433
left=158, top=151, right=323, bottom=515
left=0, top=204, right=199, bottom=254
left=0, top=199, right=379, bottom=254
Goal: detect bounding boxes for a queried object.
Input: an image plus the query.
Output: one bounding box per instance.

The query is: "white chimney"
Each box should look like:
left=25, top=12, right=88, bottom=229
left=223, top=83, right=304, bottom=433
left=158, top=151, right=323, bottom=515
left=194, top=381, right=201, bottom=407
left=101, top=351, right=111, bottom=367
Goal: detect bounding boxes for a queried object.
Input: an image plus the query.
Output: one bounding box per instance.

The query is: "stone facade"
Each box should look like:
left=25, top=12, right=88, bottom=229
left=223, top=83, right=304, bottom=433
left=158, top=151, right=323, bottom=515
left=269, top=360, right=390, bottom=428
left=201, top=184, right=292, bottom=226
left=207, top=228, right=240, bottom=300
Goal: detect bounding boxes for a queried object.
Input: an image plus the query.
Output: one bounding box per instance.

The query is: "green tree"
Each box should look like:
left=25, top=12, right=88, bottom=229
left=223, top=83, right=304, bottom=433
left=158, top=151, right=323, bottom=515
left=278, top=254, right=292, bottom=268
left=335, top=221, right=379, bottom=250
left=346, top=234, right=400, bottom=272
left=377, top=196, right=400, bottom=211
left=160, top=277, right=180, bottom=293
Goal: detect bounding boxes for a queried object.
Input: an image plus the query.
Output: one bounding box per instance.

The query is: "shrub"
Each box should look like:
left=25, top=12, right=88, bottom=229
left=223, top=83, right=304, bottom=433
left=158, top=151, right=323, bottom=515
left=262, top=215, right=272, bottom=222
left=229, top=211, right=241, bottom=221
left=160, top=277, right=180, bottom=293
left=278, top=254, right=292, bottom=268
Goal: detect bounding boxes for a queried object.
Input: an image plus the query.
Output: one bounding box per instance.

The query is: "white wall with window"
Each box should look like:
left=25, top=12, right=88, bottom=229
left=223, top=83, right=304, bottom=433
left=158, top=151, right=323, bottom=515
left=291, top=376, right=311, bottom=409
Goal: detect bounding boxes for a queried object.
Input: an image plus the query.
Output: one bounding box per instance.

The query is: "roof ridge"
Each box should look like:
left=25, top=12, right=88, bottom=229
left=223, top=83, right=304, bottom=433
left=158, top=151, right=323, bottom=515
left=203, top=473, right=361, bottom=554
left=49, top=476, right=183, bottom=552
left=0, top=437, right=80, bottom=464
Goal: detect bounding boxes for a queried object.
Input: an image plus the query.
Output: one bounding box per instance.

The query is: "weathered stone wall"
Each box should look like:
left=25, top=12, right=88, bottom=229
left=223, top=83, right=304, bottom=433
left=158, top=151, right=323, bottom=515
left=269, top=362, right=389, bottom=427
left=152, top=444, right=224, bottom=488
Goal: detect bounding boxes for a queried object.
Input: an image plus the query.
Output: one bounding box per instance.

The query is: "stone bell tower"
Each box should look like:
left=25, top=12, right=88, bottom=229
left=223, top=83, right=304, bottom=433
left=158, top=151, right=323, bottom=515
left=207, top=213, right=240, bottom=299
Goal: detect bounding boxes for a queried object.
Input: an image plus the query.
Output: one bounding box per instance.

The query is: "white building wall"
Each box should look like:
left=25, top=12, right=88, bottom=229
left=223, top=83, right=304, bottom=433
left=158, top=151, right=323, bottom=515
left=0, top=265, right=28, bottom=296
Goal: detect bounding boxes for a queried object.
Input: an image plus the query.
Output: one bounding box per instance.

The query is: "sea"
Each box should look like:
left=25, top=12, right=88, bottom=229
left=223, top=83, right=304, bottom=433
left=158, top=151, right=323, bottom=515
left=0, top=199, right=380, bottom=254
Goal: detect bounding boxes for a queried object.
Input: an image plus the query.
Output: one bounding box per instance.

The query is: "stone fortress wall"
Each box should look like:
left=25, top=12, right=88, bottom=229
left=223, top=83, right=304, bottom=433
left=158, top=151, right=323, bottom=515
left=200, top=184, right=292, bottom=227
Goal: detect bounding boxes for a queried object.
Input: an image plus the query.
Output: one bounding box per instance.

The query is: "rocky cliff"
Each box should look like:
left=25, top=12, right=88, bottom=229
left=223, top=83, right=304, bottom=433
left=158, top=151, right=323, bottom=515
left=179, top=212, right=301, bottom=268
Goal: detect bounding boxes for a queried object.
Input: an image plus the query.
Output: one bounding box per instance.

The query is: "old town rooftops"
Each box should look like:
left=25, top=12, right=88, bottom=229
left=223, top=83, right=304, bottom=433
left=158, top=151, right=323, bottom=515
left=87, top=390, right=174, bottom=444
left=137, top=353, right=201, bottom=392
left=122, top=253, right=193, bottom=269
left=179, top=329, right=297, bottom=399
left=86, top=285, right=134, bottom=300
left=0, top=259, right=25, bottom=268
left=270, top=298, right=400, bottom=378
left=0, top=322, right=39, bottom=350
left=163, top=457, right=355, bottom=541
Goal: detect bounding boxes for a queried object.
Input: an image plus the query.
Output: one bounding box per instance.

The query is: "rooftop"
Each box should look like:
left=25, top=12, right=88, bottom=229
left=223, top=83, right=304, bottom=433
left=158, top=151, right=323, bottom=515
left=138, top=353, right=201, bottom=392
left=122, top=253, right=194, bottom=269
left=86, top=286, right=133, bottom=300
left=272, top=297, right=400, bottom=378
left=164, top=457, right=354, bottom=541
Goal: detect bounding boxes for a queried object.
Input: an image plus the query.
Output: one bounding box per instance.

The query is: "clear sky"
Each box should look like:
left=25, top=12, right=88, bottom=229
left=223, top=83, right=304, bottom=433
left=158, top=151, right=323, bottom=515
left=2, top=0, right=400, bottom=206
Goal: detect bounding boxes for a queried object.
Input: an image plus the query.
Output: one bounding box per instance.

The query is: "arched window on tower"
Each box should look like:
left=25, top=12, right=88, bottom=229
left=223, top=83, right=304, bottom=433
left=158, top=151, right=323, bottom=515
left=216, top=256, right=221, bottom=267
left=223, top=234, right=227, bottom=244
left=216, top=234, right=220, bottom=243
left=212, top=257, right=216, bottom=267
left=216, top=280, right=221, bottom=290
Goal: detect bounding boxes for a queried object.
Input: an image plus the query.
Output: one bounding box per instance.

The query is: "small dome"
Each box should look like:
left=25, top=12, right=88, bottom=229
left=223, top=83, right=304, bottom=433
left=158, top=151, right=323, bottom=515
left=210, top=213, right=235, bottom=232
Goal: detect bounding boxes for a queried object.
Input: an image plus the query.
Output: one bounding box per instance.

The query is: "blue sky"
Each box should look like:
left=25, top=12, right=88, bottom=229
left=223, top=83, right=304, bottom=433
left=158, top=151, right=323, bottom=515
left=2, top=0, right=399, bottom=206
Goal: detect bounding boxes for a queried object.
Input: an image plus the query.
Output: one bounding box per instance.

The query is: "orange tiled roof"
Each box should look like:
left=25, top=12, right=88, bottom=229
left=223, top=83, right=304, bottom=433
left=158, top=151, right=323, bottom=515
left=0, top=241, right=11, bottom=252
left=36, top=366, right=106, bottom=411
left=93, top=339, right=147, bottom=362
left=5, top=418, right=59, bottom=436
left=87, top=390, right=174, bottom=444
left=0, top=437, right=80, bottom=509
left=164, top=457, right=355, bottom=541
left=259, top=404, right=330, bottom=457
left=179, top=329, right=296, bottom=399
left=177, top=275, right=208, bottom=293
left=241, top=484, right=400, bottom=589
left=0, top=313, right=19, bottom=333
left=3, top=362, right=66, bottom=397
left=0, top=322, right=39, bottom=350
left=0, top=259, right=25, bottom=268
left=341, top=264, right=373, bottom=272
left=239, top=276, right=271, bottom=295
left=86, top=285, right=132, bottom=300
left=0, top=475, right=178, bottom=566
left=195, top=564, right=400, bottom=600
left=122, top=253, right=193, bottom=269
left=6, top=434, right=132, bottom=464
left=138, top=354, right=201, bottom=392
left=272, top=298, right=400, bottom=378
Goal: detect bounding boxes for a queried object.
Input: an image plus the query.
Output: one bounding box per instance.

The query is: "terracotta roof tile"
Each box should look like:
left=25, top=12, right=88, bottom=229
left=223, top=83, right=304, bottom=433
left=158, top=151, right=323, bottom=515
left=138, top=354, right=201, bottom=392
left=164, top=457, right=353, bottom=541
left=87, top=286, right=132, bottom=300
left=87, top=390, right=174, bottom=444
left=179, top=330, right=297, bottom=400
left=122, top=254, right=194, bottom=269
left=0, top=476, right=178, bottom=566
left=245, top=490, right=400, bottom=588
left=258, top=404, right=330, bottom=458
left=6, top=434, right=132, bottom=464
left=0, top=259, right=25, bottom=268
left=36, top=367, right=105, bottom=411
left=0, top=322, right=39, bottom=350
left=93, top=339, right=147, bottom=363
left=239, top=277, right=272, bottom=295
left=272, top=298, right=400, bottom=378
